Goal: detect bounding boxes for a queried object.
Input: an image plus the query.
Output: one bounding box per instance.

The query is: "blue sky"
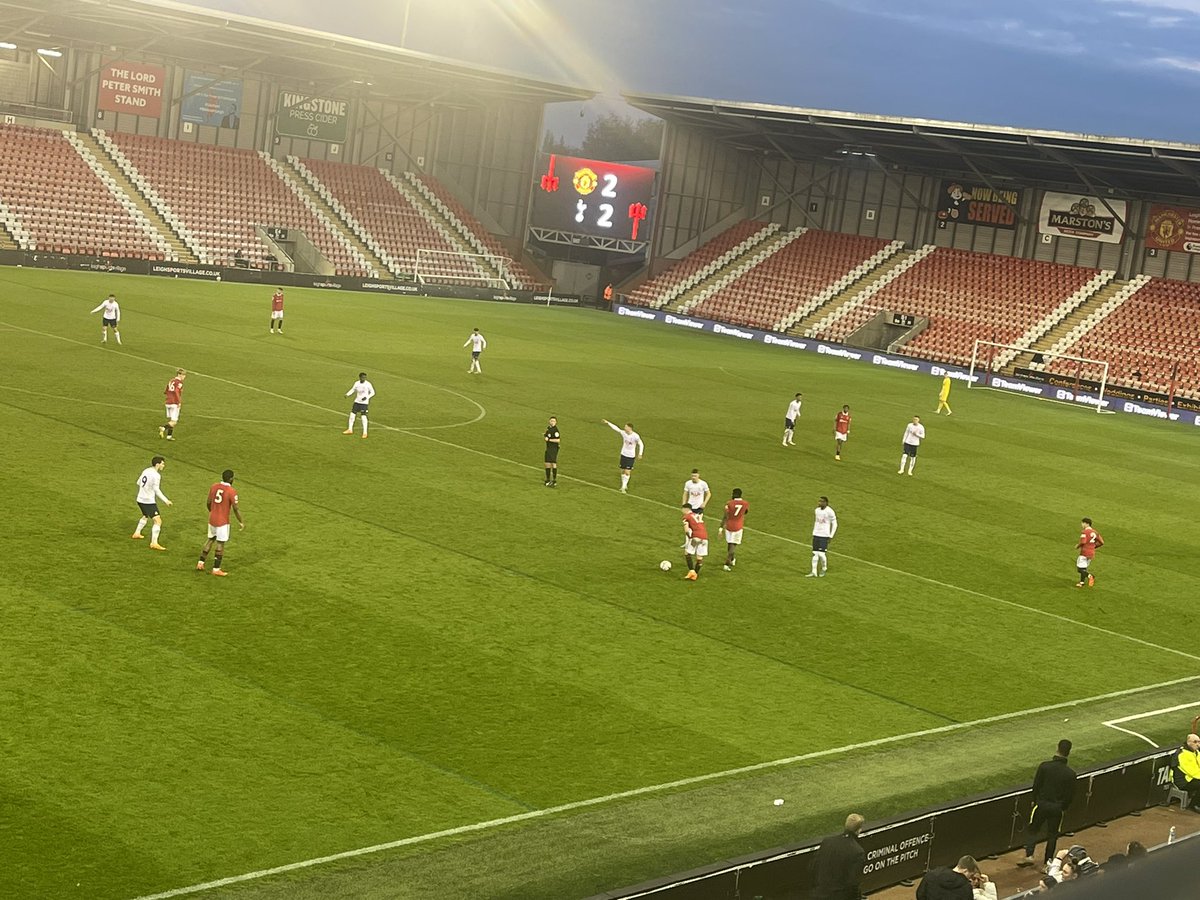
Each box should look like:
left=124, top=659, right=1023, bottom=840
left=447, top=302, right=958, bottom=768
left=186, top=0, right=1200, bottom=143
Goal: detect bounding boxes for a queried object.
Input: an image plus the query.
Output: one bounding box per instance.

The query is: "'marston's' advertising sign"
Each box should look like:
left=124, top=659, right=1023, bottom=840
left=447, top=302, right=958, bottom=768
left=1038, top=192, right=1127, bottom=244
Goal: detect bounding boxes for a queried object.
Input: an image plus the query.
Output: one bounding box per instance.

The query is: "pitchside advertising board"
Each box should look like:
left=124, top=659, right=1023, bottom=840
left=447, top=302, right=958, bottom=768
left=610, top=303, right=1200, bottom=427
left=934, top=180, right=1021, bottom=230
left=531, top=154, right=656, bottom=242
left=275, top=91, right=350, bottom=143
left=1145, top=203, right=1200, bottom=254
left=1038, top=191, right=1127, bottom=243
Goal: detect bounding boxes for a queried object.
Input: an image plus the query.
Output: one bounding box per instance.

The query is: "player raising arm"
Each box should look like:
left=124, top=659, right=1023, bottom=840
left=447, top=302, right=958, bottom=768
left=90, top=293, right=122, bottom=345
left=197, top=469, right=245, bottom=577
left=160, top=369, right=186, bottom=441
left=132, top=455, right=171, bottom=550
left=344, top=372, right=375, bottom=438
left=603, top=419, right=644, bottom=493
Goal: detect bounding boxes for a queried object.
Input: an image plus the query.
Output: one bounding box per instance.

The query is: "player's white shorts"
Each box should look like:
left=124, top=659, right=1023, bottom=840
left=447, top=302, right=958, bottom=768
left=165, top=404, right=180, bottom=421
left=686, top=538, right=708, bottom=557
left=835, top=431, right=848, bottom=442
left=207, top=522, right=231, bottom=542
left=271, top=310, right=284, bottom=319
left=1076, top=555, right=1090, bottom=569
left=724, top=528, right=743, bottom=546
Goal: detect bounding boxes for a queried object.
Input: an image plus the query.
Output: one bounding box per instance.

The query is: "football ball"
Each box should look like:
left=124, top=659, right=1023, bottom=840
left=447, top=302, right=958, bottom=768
left=659, top=560, right=672, bottom=572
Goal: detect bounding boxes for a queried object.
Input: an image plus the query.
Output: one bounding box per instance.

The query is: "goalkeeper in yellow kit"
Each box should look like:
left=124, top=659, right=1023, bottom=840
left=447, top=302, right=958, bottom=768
left=936, top=374, right=953, bottom=415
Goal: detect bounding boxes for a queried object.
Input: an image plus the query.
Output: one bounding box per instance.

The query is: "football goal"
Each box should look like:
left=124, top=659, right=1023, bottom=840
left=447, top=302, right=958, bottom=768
left=414, top=248, right=512, bottom=290
left=968, top=339, right=1111, bottom=413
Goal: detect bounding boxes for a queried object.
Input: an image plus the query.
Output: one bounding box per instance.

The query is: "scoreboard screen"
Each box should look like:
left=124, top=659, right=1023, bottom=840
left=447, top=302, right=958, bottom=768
left=531, top=154, right=656, bottom=243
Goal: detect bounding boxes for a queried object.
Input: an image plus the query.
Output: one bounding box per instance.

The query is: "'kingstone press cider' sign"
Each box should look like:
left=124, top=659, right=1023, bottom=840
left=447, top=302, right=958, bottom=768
left=274, top=91, right=350, bottom=143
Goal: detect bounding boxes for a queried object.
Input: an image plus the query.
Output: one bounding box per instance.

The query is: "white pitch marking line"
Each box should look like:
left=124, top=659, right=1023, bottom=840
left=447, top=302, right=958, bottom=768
left=0, top=322, right=485, bottom=432
left=1101, top=701, right=1200, bottom=747
left=129, top=672, right=1200, bottom=900
left=0, top=386, right=331, bottom=429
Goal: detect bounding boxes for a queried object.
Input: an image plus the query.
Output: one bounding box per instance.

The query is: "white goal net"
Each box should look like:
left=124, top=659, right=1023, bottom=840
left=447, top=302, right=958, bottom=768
left=414, top=248, right=512, bottom=290
left=968, top=339, right=1112, bottom=413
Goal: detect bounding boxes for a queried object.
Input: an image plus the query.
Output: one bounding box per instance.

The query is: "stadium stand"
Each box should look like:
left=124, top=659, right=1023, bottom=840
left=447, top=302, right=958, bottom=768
left=0, top=124, right=172, bottom=259
left=404, top=172, right=535, bottom=288
left=627, top=220, right=778, bottom=308
left=1045, top=277, right=1200, bottom=397
left=103, top=132, right=374, bottom=275
left=297, top=157, right=503, bottom=285
left=683, top=229, right=896, bottom=331
left=814, top=247, right=1101, bottom=366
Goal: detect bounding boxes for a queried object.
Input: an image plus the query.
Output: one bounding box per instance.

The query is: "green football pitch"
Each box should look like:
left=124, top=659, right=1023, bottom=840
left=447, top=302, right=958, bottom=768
left=2, top=267, right=1198, bottom=900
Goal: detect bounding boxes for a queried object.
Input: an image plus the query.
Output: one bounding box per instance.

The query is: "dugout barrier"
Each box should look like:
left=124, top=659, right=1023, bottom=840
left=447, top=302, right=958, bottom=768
left=590, top=747, right=1181, bottom=899
left=609, top=303, right=1200, bottom=427
left=0, top=250, right=587, bottom=307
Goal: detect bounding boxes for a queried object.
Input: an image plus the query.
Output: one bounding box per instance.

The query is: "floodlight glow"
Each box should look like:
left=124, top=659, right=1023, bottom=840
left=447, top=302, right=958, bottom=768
left=0, top=41, right=17, bottom=50
left=36, top=48, right=62, bottom=57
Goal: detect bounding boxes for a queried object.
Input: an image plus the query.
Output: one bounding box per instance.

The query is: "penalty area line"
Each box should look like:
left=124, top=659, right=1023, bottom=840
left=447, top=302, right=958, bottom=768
left=130, top=673, right=1200, bottom=899
left=1101, top=700, right=1200, bottom=747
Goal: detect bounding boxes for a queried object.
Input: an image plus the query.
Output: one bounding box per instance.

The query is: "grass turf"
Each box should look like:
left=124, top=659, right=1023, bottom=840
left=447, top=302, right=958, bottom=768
left=0, top=267, right=1198, bottom=899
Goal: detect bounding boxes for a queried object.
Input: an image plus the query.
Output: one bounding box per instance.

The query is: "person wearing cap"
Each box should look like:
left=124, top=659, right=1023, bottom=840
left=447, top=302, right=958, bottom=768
left=809, top=813, right=866, bottom=900
left=1018, top=739, right=1077, bottom=869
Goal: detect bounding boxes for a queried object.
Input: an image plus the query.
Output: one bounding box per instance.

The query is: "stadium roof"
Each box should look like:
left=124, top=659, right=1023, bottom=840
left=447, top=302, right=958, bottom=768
left=625, top=92, right=1200, bottom=200
left=0, top=0, right=593, bottom=107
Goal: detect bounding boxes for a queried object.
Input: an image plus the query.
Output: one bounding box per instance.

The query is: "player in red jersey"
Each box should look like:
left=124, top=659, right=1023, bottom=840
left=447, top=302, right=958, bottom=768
left=1075, top=517, right=1104, bottom=588
left=834, top=405, right=852, bottom=460
left=682, top=503, right=709, bottom=581
left=269, top=288, right=285, bottom=334
left=159, top=369, right=186, bottom=441
left=718, top=488, right=750, bottom=571
left=196, top=469, right=245, bottom=577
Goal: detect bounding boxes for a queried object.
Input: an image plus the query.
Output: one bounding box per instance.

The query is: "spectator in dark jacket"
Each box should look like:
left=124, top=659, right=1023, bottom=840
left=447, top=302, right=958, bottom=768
left=1019, top=739, right=1077, bottom=867
left=810, top=813, right=867, bottom=900
left=916, top=855, right=980, bottom=900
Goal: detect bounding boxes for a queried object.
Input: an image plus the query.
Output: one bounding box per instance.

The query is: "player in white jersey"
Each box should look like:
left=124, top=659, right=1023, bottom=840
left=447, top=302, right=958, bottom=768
left=783, top=392, right=802, bottom=446
left=807, top=495, right=837, bottom=578
left=602, top=419, right=644, bottom=493
left=90, top=294, right=122, bottom=345
left=464, top=328, right=487, bottom=374
left=344, top=372, right=375, bottom=438
left=132, top=455, right=171, bottom=550
left=681, top=470, right=711, bottom=511
left=898, top=415, right=926, bottom=476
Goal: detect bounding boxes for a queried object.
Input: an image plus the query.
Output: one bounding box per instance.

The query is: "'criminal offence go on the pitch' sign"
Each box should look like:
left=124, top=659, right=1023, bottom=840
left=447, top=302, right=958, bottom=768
left=275, top=91, right=350, bottom=143
left=98, top=62, right=166, bottom=118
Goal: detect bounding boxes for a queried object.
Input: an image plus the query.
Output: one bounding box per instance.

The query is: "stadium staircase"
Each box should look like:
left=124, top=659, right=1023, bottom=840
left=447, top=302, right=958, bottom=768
left=630, top=221, right=780, bottom=309
left=799, top=245, right=936, bottom=337
left=1008, top=276, right=1140, bottom=372
left=279, top=157, right=396, bottom=279
left=0, top=200, right=20, bottom=250
left=670, top=227, right=803, bottom=313
left=84, top=130, right=198, bottom=263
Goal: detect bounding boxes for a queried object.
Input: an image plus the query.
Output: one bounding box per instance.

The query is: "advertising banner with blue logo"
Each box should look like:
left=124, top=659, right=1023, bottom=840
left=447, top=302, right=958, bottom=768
left=610, top=303, right=1200, bottom=427
left=181, top=73, right=243, bottom=128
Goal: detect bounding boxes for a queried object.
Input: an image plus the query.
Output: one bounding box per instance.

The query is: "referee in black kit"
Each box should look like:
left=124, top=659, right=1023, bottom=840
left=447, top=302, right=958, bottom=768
left=543, top=416, right=560, bottom=487
left=1018, top=739, right=1077, bottom=869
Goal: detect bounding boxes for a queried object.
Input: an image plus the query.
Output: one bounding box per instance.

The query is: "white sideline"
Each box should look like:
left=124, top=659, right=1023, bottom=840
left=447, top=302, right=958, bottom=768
left=129, top=673, right=1200, bottom=899
left=1101, top=701, right=1200, bottom=747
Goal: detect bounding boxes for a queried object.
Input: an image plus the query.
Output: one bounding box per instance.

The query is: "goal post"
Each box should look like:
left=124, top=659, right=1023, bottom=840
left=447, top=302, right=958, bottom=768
left=414, top=248, right=513, bottom=290
left=968, top=339, right=1111, bottom=414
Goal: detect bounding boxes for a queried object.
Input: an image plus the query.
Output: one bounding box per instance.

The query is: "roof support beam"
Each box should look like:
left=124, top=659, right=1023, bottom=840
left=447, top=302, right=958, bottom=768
left=1026, top=138, right=1127, bottom=230
left=1150, top=148, right=1200, bottom=193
